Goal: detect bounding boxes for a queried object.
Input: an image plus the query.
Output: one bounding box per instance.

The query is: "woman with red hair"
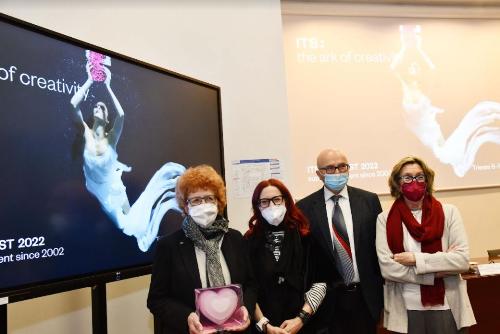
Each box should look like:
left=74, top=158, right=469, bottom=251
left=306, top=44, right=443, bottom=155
left=245, top=179, right=327, bottom=334
left=148, top=165, right=257, bottom=334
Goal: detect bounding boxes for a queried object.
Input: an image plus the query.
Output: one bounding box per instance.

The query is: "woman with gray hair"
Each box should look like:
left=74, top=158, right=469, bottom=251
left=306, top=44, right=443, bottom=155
left=376, top=156, right=475, bottom=334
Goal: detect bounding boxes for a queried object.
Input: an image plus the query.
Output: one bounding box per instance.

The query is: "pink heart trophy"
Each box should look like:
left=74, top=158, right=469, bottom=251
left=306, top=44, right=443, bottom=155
left=195, top=284, right=243, bottom=332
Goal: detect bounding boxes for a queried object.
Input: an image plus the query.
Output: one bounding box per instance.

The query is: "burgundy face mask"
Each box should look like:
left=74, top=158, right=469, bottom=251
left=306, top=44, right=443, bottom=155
left=401, top=181, right=426, bottom=201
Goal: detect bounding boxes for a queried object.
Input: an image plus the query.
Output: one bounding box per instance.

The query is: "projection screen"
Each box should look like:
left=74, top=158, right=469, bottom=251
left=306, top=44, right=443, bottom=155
left=283, top=15, right=500, bottom=197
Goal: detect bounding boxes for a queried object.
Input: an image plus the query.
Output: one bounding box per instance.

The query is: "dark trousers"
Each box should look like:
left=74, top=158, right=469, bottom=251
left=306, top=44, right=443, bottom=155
left=331, top=284, right=376, bottom=334
left=407, top=310, right=469, bottom=334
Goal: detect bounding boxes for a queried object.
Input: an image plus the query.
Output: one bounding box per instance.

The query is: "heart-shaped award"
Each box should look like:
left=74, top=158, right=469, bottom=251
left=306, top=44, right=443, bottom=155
left=197, top=288, right=239, bottom=325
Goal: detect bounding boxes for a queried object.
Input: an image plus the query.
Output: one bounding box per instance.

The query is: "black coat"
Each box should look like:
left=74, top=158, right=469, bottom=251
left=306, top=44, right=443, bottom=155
left=244, top=224, right=330, bottom=333
left=296, top=186, right=383, bottom=322
left=245, top=226, right=305, bottom=324
left=147, top=228, right=258, bottom=334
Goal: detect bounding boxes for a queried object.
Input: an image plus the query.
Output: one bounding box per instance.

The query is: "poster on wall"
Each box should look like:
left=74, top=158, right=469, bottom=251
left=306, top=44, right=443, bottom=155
left=0, top=16, right=223, bottom=294
left=231, top=159, right=282, bottom=198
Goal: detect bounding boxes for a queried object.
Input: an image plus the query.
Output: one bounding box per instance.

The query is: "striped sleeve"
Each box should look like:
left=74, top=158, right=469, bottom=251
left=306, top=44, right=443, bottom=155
left=304, top=282, right=327, bottom=313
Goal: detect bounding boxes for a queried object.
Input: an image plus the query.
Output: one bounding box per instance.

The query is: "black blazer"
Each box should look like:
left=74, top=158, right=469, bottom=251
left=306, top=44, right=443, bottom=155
left=244, top=227, right=307, bottom=325
left=244, top=228, right=329, bottom=334
left=147, top=228, right=258, bottom=334
left=296, top=186, right=383, bottom=321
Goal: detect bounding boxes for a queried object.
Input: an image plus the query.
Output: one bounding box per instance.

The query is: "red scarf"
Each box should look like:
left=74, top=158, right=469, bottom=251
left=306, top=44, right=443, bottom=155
left=386, top=195, right=445, bottom=306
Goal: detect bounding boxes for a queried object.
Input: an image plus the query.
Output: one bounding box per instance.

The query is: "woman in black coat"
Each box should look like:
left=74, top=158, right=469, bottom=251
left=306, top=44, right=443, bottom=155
left=244, top=179, right=327, bottom=334
left=147, top=165, right=257, bottom=334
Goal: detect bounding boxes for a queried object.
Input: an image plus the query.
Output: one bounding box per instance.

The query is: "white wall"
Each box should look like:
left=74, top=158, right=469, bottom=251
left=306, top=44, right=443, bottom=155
left=1, top=1, right=291, bottom=333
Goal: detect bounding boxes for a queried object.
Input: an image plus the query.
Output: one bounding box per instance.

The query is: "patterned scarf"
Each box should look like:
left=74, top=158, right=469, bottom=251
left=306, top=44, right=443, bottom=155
left=386, top=195, right=445, bottom=306
left=182, top=215, right=229, bottom=287
left=265, top=229, right=285, bottom=262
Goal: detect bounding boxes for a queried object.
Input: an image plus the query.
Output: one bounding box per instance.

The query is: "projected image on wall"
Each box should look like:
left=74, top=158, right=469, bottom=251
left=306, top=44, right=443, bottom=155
left=392, top=25, right=500, bottom=178
left=71, top=50, right=185, bottom=252
left=283, top=15, right=500, bottom=196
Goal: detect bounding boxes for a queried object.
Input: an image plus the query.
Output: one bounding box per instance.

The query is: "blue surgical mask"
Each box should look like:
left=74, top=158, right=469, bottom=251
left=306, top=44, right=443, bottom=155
left=324, top=173, right=348, bottom=192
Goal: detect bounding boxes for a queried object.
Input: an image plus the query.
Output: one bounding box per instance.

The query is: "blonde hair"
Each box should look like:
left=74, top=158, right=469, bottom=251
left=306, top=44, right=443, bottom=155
left=176, top=165, right=226, bottom=214
left=388, top=156, right=435, bottom=198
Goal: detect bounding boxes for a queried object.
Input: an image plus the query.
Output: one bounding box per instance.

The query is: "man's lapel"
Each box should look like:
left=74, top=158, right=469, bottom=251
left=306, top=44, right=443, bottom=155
left=347, top=186, right=362, bottom=255
left=312, top=190, right=336, bottom=263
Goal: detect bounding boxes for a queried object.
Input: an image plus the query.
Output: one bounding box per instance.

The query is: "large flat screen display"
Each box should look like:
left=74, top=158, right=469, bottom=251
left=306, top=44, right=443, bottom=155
left=0, top=14, right=223, bottom=297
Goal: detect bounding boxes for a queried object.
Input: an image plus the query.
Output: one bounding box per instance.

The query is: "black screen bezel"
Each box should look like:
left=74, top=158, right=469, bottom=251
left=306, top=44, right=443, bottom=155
left=0, top=12, right=225, bottom=302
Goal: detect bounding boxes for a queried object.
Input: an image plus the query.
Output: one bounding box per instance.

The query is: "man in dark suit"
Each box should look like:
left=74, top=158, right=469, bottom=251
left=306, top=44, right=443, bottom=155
left=296, top=148, right=383, bottom=334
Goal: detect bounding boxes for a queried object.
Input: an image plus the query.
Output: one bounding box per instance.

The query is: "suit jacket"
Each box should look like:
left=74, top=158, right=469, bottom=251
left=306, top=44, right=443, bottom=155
left=296, top=185, right=383, bottom=321
left=147, top=228, right=258, bottom=334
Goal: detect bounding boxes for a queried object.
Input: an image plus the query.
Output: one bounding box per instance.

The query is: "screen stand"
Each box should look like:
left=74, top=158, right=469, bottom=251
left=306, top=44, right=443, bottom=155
left=91, top=284, right=107, bottom=334
left=1, top=304, right=6, bottom=334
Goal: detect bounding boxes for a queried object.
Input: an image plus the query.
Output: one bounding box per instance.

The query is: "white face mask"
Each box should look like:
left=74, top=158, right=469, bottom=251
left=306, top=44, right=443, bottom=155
left=189, top=203, right=218, bottom=228
left=260, top=204, right=286, bottom=226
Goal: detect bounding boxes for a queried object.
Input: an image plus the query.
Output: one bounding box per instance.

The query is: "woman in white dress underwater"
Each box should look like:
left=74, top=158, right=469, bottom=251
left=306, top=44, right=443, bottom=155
left=71, top=57, right=184, bottom=252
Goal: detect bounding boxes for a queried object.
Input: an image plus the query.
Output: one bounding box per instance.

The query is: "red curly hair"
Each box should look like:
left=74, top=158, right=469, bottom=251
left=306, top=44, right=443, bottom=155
left=245, top=179, right=310, bottom=237
left=175, top=165, right=226, bottom=214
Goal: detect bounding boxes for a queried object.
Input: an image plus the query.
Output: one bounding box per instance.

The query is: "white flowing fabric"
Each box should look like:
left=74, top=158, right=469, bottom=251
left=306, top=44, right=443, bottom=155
left=83, top=146, right=185, bottom=251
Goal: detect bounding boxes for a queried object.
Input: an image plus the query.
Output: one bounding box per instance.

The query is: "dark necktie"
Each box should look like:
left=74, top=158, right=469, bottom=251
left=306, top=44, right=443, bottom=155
left=331, top=195, right=355, bottom=284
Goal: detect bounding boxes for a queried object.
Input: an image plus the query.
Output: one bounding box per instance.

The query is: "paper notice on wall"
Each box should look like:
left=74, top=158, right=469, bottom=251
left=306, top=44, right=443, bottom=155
left=231, top=159, right=282, bottom=198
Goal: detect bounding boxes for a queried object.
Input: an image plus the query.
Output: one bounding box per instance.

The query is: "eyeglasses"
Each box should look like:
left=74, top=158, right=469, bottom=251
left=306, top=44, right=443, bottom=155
left=257, top=195, right=284, bottom=208
left=318, top=163, right=350, bottom=175
left=186, top=195, right=217, bottom=206
left=399, top=174, right=426, bottom=183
